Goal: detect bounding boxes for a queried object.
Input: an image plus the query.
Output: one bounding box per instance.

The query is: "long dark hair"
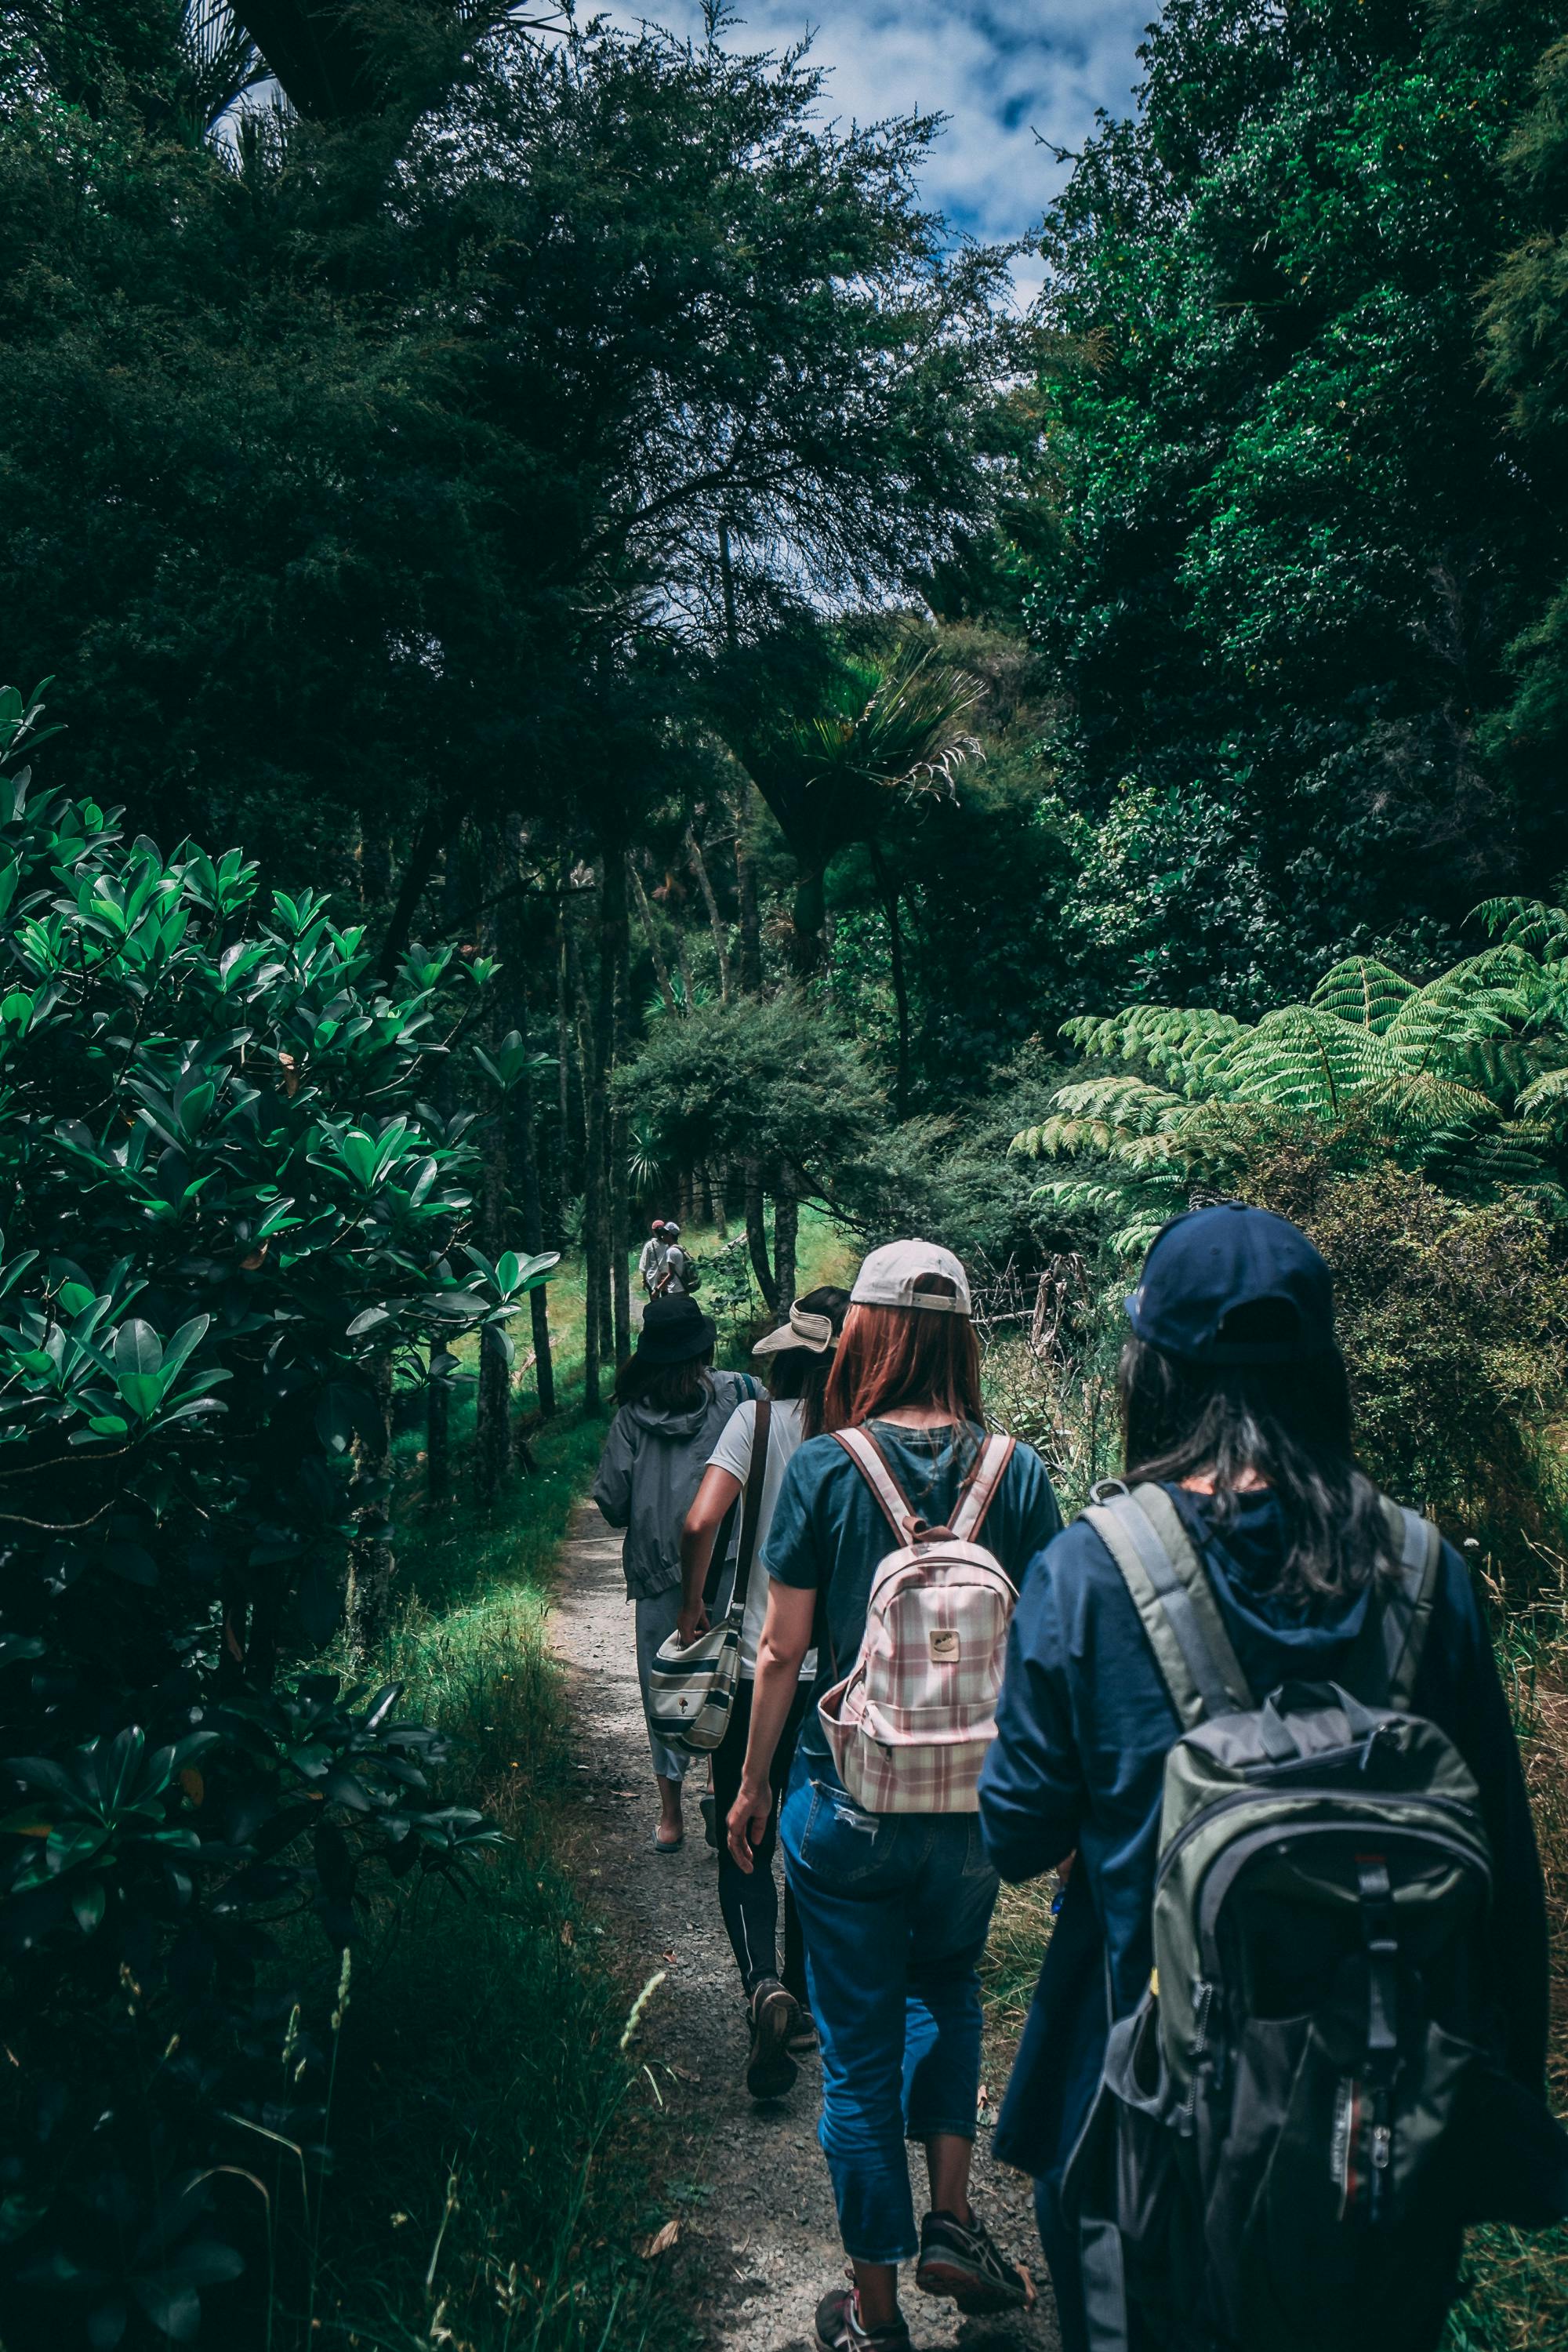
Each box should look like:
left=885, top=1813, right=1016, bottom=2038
left=1120, top=1322, right=1391, bottom=1602
left=613, top=1353, right=713, bottom=1414
left=824, top=1273, right=983, bottom=1433
left=764, top=1286, right=851, bottom=1439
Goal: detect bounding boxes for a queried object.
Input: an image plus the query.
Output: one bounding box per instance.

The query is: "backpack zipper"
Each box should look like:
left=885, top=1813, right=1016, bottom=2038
left=1154, top=1784, right=1489, bottom=1894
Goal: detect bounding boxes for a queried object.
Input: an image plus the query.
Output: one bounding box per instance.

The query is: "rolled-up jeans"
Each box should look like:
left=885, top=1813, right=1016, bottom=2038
left=781, top=1747, right=999, bottom=2265
left=633, top=1588, right=689, bottom=1783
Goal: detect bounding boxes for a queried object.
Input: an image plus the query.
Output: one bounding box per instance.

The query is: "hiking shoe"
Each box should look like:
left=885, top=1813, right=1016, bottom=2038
left=916, top=2206, right=1032, bottom=2314
left=745, top=1977, right=800, bottom=2100
left=786, top=2006, right=819, bottom=2057
left=814, top=2285, right=913, bottom=2352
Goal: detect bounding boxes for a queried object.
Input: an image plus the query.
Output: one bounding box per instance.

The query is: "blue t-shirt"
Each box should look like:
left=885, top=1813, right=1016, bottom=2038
left=762, top=1419, right=1063, bottom=1760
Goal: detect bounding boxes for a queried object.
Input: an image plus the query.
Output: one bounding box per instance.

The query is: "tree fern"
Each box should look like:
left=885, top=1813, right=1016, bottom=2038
left=1018, top=909, right=1568, bottom=1248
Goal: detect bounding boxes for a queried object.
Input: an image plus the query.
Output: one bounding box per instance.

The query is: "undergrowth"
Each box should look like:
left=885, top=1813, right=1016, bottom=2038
left=264, top=1388, right=683, bottom=2352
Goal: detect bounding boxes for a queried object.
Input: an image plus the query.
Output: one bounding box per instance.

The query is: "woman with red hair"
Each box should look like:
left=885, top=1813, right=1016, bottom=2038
left=726, top=1240, right=1061, bottom=2352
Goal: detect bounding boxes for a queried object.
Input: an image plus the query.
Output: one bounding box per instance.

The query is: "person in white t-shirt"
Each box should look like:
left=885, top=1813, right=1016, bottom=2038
left=637, top=1220, right=670, bottom=1297
left=677, top=1285, right=850, bottom=2100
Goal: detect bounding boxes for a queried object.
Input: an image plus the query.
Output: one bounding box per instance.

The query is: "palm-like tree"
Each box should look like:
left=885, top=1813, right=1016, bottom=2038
left=731, top=640, right=981, bottom=1115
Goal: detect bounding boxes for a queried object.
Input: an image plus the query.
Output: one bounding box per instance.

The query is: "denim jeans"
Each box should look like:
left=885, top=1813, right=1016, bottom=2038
left=781, top=1748, right=1000, bottom=2264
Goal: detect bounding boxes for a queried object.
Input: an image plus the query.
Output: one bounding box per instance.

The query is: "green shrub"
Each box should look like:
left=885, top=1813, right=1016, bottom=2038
left=1245, top=1142, right=1568, bottom=1574
left=0, top=681, right=553, bottom=2346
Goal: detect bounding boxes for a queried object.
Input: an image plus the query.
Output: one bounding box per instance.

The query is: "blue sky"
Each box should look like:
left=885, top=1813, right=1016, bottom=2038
left=630, top=2, right=1155, bottom=303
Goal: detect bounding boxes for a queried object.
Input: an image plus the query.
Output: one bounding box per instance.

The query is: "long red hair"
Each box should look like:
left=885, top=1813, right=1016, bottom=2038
left=822, top=1275, right=982, bottom=1431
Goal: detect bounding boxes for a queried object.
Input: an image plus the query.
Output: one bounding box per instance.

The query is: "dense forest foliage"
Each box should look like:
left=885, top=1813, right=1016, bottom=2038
left=5, top=0, right=1568, bottom=2343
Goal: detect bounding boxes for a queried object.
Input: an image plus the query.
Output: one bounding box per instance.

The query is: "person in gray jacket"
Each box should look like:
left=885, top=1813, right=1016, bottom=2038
left=591, top=1293, right=758, bottom=1853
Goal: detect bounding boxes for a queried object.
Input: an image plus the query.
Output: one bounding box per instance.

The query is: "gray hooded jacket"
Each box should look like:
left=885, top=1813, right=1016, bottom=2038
left=590, top=1369, right=758, bottom=1599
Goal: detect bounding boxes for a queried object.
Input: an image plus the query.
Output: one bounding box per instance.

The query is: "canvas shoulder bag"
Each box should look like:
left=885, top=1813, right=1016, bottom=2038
left=648, top=1398, right=771, bottom=1755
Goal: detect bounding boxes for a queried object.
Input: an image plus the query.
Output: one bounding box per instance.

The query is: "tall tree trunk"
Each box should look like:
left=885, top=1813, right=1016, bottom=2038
left=500, top=820, right=555, bottom=1428
left=685, top=820, right=732, bottom=1002
left=580, top=914, right=604, bottom=1414
left=378, top=797, right=448, bottom=982
left=773, top=1179, right=799, bottom=1313
left=515, top=1000, right=556, bottom=1421
left=474, top=1083, right=511, bottom=1506
left=629, top=855, right=678, bottom=1016
left=869, top=840, right=912, bottom=1120
left=745, top=1163, right=778, bottom=1313
left=735, top=783, right=763, bottom=993
left=346, top=1340, right=395, bottom=1654
left=606, top=849, right=633, bottom=1367
left=426, top=1341, right=451, bottom=1501
left=709, top=1162, right=729, bottom=1240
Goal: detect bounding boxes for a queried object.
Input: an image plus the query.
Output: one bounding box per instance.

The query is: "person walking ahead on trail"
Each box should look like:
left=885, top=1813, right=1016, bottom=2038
left=637, top=1219, right=669, bottom=1298
left=726, top=1240, right=1062, bottom=2352
left=679, top=1287, right=850, bottom=2102
left=591, top=1294, right=758, bottom=1854
left=657, top=1221, right=689, bottom=1296
left=978, top=1203, right=1555, bottom=2352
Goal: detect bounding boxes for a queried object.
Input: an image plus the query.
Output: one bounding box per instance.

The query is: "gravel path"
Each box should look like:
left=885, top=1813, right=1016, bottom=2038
left=552, top=1501, right=1062, bottom=2352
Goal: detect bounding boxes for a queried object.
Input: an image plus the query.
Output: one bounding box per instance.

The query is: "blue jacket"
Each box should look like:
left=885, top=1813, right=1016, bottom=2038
left=978, top=1486, right=1550, bottom=2185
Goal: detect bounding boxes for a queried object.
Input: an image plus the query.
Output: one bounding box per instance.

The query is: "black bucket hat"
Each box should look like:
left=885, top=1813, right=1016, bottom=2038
left=635, top=1293, right=717, bottom=1364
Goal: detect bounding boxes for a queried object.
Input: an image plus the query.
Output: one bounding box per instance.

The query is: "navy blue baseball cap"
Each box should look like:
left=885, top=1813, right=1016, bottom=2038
left=1124, top=1203, right=1335, bottom=1365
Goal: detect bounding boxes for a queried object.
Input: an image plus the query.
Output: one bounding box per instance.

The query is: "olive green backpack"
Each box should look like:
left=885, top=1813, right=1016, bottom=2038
left=1063, top=1479, right=1568, bottom=2352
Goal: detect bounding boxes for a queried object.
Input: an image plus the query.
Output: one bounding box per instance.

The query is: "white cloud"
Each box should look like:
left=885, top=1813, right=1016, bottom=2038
left=613, top=0, right=1152, bottom=267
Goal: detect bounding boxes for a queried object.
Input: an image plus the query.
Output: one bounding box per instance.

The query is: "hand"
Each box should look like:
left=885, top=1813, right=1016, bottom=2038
left=726, top=1777, right=771, bottom=1873
left=677, top=1601, right=709, bottom=1648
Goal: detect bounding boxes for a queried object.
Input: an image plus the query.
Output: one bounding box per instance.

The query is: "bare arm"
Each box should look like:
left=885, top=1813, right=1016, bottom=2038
left=677, top=1464, right=742, bottom=1646
left=725, top=1580, right=815, bottom=1873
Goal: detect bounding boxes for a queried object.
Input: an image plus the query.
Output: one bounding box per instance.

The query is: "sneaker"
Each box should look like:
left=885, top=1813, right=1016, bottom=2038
left=916, top=2206, right=1032, bottom=2315
left=745, top=1977, right=800, bottom=2100
left=814, top=2285, right=913, bottom=2352
left=786, top=2007, right=819, bottom=2057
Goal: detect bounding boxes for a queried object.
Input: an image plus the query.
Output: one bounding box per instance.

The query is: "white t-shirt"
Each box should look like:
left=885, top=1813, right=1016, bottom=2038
left=662, top=1243, right=688, bottom=1296
left=707, top=1396, right=819, bottom=1679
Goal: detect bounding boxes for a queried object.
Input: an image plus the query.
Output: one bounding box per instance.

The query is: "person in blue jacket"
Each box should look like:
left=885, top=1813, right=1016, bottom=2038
left=978, top=1203, right=1549, bottom=2352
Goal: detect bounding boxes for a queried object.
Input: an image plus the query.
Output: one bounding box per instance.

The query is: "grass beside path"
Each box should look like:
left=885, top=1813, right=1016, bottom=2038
left=296, top=1211, right=861, bottom=2350
left=300, top=1404, right=691, bottom=2352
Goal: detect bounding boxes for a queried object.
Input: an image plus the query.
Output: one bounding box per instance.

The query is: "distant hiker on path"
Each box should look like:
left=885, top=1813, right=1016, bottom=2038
left=637, top=1219, right=669, bottom=1297
left=727, top=1240, right=1061, bottom=2352
left=980, top=1203, right=1557, bottom=2352
left=677, top=1287, right=851, bottom=2100
left=591, top=1294, right=759, bottom=1854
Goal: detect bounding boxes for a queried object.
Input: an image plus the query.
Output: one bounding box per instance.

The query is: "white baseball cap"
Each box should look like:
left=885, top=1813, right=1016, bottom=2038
left=850, top=1239, right=972, bottom=1316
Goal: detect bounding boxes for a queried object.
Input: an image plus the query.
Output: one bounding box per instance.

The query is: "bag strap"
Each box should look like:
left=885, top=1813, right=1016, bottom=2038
left=1345, top=1497, right=1441, bottom=1710
left=726, top=1398, right=772, bottom=1623
left=833, top=1425, right=916, bottom=1541
left=1084, top=1483, right=1255, bottom=1729
left=951, top=1432, right=1016, bottom=1544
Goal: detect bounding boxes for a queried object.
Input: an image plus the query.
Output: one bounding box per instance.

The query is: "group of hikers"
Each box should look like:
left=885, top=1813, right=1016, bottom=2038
left=592, top=1207, right=1562, bottom=2352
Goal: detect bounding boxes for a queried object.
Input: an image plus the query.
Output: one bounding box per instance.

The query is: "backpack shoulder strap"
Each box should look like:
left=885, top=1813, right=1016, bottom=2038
left=1348, top=1497, right=1442, bottom=1710
left=833, top=1425, right=915, bottom=1543
left=1083, top=1482, right=1255, bottom=1729
left=951, top=1432, right=1016, bottom=1544
left=726, top=1398, right=771, bottom=1621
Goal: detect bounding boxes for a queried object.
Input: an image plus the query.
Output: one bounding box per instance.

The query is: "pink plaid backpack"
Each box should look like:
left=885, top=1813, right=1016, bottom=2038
left=817, top=1426, right=1018, bottom=1814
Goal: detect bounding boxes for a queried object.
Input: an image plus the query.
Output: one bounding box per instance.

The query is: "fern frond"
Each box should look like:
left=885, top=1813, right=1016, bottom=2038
left=1472, top=897, right=1568, bottom=956
left=1308, top=957, right=1415, bottom=1034
left=1213, top=1007, right=1393, bottom=1116
left=1059, top=1006, right=1246, bottom=1094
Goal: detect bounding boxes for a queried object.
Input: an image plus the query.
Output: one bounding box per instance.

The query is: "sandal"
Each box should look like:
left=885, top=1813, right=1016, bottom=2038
left=652, top=1828, right=684, bottom=1854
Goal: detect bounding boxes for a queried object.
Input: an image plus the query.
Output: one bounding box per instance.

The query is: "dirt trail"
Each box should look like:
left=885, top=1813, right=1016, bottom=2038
left=552, top=1501, right=1062, bottom=2352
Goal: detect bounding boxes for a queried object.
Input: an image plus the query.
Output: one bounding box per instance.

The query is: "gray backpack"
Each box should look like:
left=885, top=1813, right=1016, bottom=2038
left=1064, top=1479, right=1566, bottom=2352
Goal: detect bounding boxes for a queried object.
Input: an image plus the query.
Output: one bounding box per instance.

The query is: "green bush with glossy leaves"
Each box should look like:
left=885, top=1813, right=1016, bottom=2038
left=0, top=680, right=554, bottom=2347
